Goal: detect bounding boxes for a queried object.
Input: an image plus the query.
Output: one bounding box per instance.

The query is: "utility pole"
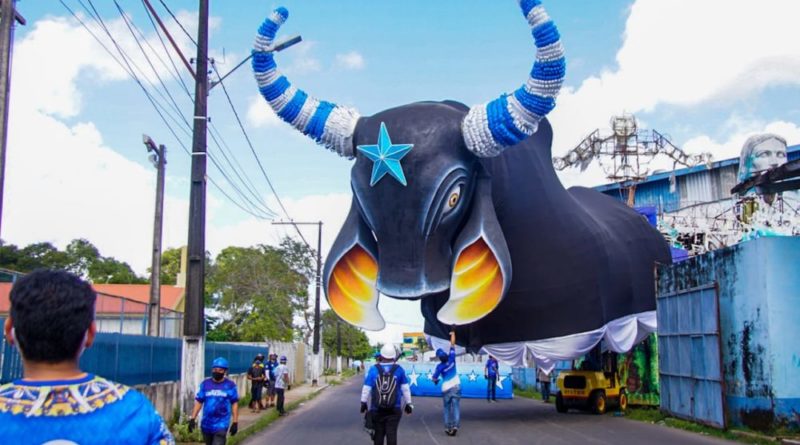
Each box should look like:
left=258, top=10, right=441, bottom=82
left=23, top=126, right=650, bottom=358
left=144, top=135, right=166, bottom=337
left=273, top=220, right=322, bottom=385
left=336, top=319, right=342, bottom=375
left=0, top=0, right=24, bottom=241
left=181, top=0, right=209, bottom=415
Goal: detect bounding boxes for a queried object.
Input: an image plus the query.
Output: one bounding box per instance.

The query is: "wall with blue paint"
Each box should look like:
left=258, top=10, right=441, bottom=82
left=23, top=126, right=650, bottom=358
left=658, top=237, right=800, bottom=430
left=403, top=362, right=513, bottom=399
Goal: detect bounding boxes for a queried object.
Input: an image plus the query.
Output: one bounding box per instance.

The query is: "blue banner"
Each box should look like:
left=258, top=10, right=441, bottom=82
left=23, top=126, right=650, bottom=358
left=403, top=362, right=513, bottom=399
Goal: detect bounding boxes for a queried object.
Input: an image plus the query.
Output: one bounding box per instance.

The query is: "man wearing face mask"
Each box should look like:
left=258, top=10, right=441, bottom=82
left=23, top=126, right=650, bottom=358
left=0, top=269, right=174, bottom=444
left=188, top=357, right=239, bottom=445
left=432, top=330, right=460, bottom=436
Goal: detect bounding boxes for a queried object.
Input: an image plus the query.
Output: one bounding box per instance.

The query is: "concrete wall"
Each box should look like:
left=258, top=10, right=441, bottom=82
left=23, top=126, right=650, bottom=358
left=658, top=237, right=800, bottom=430
left=135, top=372, right=250, bottom=422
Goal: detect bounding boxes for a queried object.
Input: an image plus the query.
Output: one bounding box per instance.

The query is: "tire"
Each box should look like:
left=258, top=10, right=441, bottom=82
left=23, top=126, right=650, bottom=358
left=618, top=389, right=628, bottom=412
left=590, top=391, right=607, bottom=415
left=555, top=393, right=568, bottom=413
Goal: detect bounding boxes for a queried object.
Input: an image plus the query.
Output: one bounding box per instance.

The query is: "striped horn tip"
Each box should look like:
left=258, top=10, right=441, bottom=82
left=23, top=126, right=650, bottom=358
left=462, top=0, right=566, bottom=157
left=252, top=7, right=360, bottom=158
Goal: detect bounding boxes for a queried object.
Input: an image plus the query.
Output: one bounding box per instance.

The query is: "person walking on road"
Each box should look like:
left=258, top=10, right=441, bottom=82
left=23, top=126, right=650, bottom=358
left=432, top=330, right=461, bottom=436
left=0, top=269, right=174, bottom=444
left=189, top=357, right=239, bottom=445
left=537, top=368, right=552, bottom=403
left=360, top=344, right=413, bottom=445
left=247, top=354, right=267, bottom=412
left=274, top=356, right=290, bottom=415
left=485, top=354, right=499, bottom=402
left=265, top=353, right=278, bottom=407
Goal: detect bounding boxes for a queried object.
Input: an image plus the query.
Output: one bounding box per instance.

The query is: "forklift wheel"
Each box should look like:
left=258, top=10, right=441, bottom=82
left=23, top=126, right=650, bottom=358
left=555, top=393, right=568, bottom=413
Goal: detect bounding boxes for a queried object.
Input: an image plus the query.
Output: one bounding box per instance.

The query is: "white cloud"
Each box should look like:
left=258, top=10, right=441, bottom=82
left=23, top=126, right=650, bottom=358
left=283, top=40, right=321, bottom=75
left=682, top=120, right=800, bottom=161
left=245, top=95, right=281, bottom=128
left=334, top=51, right=365, bottom=71
left=549, top=0, right=800, bottom=183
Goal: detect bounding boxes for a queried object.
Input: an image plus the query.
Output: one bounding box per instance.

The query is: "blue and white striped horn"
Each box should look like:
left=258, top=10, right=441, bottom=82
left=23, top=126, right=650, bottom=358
left=252, top=8, right=360, bottom=158
left=462, top=0, right=565, bottom=157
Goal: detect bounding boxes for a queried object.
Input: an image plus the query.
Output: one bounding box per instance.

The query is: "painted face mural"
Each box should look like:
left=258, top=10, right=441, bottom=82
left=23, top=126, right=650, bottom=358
left=738, top=134, right=788, bottom=182
left=252, top=1, right=671, bottom=365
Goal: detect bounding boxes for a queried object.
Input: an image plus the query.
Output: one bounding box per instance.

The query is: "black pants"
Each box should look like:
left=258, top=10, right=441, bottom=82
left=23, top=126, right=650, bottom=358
left=487, top=376, right=497, bottom=400
left=275, top=387, right=285, bottom=414
left=203, top=431, right=227, bottom=445
left=372, top=408, right=401, bottom=445
left=250, top=383, right=264, bottom=408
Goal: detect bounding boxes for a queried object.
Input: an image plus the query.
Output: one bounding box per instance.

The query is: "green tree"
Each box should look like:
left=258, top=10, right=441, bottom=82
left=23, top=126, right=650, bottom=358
left=206, top=239, right=311, bottom=342
left=321, top=309, right=372, bottom=360
left=0, top=238, right=146, bottom=284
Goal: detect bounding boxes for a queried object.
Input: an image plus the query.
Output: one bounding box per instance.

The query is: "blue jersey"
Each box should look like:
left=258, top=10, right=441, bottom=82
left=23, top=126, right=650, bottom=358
left=363, top=364, right=409, bottom=410
left=486, top=358, right=499, bottom=378
left=196, top=378, right=239, bottom=433
left=265, top=360, right=278, bottom=380
left=0, top=374, right=173, bottom=445
left=433, top=347, right=460, bottom=392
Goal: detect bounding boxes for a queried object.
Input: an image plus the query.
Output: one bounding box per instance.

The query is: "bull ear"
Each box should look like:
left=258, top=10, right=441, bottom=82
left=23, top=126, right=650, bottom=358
left=437, top=176, right=511, bottom=325
left=323, top=199, right=384, bottom=330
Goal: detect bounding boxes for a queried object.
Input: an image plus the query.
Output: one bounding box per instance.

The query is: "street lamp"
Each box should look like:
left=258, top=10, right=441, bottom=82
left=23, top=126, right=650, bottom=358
left=143, top=134, right=166, bottom=336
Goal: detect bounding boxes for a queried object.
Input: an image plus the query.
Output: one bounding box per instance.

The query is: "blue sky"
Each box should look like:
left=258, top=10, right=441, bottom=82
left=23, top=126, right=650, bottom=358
left=6, top=0, right=800, bottom=343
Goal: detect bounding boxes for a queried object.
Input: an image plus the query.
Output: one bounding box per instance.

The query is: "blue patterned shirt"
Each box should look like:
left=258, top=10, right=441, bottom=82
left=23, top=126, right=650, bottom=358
left=196, top=378, right=239, bottom=433
left=433, top=347, right=460, bottom=392
left=0, top=374, right=173, bottom=445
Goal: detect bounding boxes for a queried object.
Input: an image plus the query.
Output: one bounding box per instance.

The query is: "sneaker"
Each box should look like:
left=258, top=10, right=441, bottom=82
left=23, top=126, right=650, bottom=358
left=445, top=429, right=453, bottom=436
left=452, top=428, right=458, bottom=436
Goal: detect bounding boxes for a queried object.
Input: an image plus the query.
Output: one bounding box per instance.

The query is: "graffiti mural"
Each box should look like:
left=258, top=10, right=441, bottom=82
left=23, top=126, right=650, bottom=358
left=617, top=334, right=660, bottom=406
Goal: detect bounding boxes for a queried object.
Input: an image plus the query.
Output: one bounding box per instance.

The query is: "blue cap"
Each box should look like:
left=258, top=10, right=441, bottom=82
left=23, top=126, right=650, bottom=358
left=436, top=348, right=448, bottom=360
left=279, top=355, right=287, bottom=363
left=212, top=357, right=229, bottom=369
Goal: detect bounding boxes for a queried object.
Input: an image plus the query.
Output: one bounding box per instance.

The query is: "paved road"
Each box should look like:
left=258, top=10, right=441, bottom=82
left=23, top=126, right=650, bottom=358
left=244, top=376, right=736, bottom=445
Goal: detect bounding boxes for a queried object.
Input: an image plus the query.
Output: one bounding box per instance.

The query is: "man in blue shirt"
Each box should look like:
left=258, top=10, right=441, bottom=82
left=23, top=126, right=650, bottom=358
left=0, top=269, right=173, bottom=445
left=189, top=357, right=239, bottom=445
left=432, top=330, right=460, bottom=436
left=265, top=353, right=278, bottom=407
left=485, top=354, right=499, bottom=402
left=360, top=344, right=413, bottom=445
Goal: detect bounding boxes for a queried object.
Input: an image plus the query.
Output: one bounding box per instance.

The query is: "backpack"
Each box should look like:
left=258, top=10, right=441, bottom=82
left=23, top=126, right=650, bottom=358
left=371, top=364, right=400, bottom=411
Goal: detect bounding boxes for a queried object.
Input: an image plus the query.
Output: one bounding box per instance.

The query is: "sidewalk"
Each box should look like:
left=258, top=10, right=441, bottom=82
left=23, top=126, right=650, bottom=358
left=237, top=381, right=326, bottom=431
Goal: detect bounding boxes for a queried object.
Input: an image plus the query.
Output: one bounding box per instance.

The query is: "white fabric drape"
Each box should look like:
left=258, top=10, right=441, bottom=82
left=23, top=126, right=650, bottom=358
left=427, top=310, right=657, bottom=374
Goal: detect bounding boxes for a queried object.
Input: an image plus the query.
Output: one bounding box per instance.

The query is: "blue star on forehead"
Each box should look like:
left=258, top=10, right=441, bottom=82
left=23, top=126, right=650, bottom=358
left=357, top=122, right=413, bottom=186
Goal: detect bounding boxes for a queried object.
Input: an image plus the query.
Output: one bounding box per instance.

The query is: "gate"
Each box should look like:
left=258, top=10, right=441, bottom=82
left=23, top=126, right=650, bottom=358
left=657, top=282, right=726, bottom=428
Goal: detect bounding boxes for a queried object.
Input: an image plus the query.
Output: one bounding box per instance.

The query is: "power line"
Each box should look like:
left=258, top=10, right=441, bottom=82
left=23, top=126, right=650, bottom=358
left=210, top=62, right=311, bottom=248
left=157, top=0, right=197, bottom=47
left=59, top=0, right=272, bottom=220
left=115, top=0, right=275, bottom=218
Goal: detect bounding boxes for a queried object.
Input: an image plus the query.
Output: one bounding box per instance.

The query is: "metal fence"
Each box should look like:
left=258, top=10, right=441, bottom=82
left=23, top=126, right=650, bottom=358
left=0, top=327, right=267, bottom=386
left=657, top=282, right=726, bottom=429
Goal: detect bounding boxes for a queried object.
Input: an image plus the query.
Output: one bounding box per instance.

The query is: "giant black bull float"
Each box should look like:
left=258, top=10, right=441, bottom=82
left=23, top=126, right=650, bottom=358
left=251, top=1, right=669, bottom=368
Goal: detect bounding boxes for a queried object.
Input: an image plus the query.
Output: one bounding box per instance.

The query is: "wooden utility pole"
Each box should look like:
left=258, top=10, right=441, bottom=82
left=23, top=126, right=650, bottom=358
left=181, top=0, right=209, bottom=414
left=144, top=136, right=166, bottom=337
left=0, top=0, right=24, bottom=241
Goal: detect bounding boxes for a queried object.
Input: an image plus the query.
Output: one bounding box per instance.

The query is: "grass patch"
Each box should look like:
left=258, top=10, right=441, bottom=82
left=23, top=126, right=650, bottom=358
left=624, top=407, right=779, bottom=445
left=513, top=385, right=543, bottom=400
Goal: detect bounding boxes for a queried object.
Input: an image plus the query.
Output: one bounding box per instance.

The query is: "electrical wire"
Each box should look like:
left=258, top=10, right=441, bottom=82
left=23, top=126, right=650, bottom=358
left=210, top=62, right=312, bottom=249
left=60, top=0, right=272, bottom=220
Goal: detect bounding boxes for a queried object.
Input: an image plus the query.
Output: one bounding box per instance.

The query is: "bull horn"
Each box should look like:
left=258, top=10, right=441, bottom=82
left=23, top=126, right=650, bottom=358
left=252, top=8, right=360, bottom=158
left=461, top=0, right=565, bottom=157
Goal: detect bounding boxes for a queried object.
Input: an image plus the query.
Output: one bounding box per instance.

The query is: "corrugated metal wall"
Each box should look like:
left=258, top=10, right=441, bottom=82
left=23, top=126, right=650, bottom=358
left=657, top=283, right=726, bottom=428
left=634, top=179, right=680, bottom=212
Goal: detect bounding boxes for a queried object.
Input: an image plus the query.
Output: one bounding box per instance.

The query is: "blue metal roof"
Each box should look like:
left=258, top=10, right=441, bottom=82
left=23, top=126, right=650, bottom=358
left=594, top=144, right=799, bottom=192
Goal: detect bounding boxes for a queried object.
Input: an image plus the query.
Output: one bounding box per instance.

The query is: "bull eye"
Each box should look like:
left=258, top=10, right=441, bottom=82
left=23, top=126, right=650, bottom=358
left=442, top=184, right=463, bottom=216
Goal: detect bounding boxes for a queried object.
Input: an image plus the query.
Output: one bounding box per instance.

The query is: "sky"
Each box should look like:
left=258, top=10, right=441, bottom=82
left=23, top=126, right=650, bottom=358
left=4, top=0, right=800, bottom=345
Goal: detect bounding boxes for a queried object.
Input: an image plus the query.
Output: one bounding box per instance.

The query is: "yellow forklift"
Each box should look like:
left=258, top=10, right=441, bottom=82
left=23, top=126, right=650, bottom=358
left=554, top=345, right=628, bottom=415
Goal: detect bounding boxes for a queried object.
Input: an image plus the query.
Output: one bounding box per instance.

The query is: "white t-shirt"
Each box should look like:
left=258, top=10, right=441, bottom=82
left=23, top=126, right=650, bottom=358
left=274, top=364, right=289, bottom=389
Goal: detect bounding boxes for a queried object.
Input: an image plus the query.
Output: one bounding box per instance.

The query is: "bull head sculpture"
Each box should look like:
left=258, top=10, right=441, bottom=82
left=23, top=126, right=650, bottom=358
left=253, top=1, right=565, bottom=331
